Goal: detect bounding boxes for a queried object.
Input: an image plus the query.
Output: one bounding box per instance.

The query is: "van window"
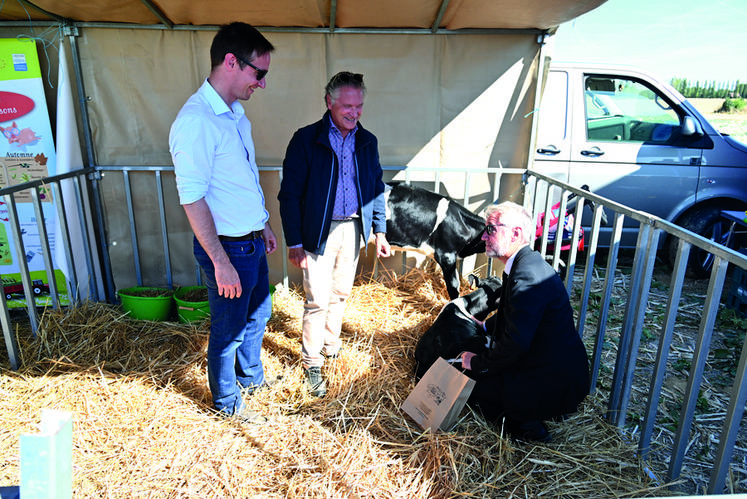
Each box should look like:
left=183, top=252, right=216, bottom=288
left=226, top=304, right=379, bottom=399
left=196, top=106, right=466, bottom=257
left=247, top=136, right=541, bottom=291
left=537, top=70, right=569, bottom=142
left=584, top=76, right=680, bottom=144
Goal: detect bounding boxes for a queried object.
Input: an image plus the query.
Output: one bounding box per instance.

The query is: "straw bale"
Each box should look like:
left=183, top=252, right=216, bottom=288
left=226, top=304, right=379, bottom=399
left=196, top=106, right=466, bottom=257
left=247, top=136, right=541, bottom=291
left=0, top=269, right=683, bottom=497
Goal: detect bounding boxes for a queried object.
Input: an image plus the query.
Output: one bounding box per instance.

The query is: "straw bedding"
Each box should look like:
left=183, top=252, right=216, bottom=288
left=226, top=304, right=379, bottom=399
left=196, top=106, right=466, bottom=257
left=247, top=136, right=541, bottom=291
left=0, top=267, right=686, bottom=497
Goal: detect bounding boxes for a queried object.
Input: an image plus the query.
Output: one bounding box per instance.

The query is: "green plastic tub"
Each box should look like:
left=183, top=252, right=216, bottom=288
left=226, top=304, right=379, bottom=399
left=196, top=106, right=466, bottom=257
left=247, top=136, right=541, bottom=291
left=168, top=284, right=274, bottom=323
left=174, top=286, right=210, bottom=323
left=118, top=287, right=174, bottom=321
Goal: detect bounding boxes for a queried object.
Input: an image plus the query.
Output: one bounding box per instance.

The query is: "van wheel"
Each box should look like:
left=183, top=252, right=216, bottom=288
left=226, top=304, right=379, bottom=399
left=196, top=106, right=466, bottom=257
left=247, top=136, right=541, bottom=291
left=669, top=207, right=736, bottom=279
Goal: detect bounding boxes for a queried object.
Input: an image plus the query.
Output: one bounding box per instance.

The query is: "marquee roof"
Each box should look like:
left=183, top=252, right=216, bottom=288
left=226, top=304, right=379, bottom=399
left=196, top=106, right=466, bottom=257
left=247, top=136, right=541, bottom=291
left=1, top=0, right=606, bottom=32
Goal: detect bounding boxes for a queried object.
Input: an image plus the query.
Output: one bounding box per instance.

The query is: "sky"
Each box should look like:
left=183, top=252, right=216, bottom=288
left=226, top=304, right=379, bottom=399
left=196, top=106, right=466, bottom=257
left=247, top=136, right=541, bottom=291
left=551, top=0, right=747, bottom=85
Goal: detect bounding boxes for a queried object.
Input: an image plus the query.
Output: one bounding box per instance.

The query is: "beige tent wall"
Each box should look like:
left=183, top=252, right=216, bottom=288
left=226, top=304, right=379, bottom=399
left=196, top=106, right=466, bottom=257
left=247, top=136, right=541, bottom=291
left=77, top=28, right=541, bottom=169
left=28, top=27, right=543, bottom=291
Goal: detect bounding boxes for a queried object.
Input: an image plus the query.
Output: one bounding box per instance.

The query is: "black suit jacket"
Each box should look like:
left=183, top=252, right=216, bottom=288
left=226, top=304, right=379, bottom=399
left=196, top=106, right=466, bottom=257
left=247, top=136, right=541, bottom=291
left=470, top=245, right=589, bottom=421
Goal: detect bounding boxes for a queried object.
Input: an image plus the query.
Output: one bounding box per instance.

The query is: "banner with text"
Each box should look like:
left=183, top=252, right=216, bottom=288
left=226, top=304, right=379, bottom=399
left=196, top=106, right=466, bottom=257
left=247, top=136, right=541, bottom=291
left=0, top=38, right=67, bottom=307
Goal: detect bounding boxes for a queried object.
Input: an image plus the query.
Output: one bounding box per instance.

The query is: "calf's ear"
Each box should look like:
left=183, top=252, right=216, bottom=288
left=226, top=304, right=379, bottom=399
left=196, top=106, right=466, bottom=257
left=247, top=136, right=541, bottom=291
left=467, top=274, right=481, bottom=288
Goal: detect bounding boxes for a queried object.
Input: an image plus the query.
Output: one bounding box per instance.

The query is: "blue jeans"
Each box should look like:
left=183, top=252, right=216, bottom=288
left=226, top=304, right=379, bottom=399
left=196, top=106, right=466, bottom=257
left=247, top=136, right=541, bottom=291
left=193, top=237, right=271, bottom=415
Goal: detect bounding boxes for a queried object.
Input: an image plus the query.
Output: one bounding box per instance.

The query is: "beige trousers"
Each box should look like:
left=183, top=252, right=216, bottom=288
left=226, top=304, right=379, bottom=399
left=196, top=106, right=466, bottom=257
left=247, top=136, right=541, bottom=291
left=301, top=220, right=361, bottom=369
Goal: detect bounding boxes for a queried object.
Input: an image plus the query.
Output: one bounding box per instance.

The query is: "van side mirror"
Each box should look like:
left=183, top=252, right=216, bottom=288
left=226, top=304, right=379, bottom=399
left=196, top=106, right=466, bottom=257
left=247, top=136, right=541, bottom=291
left=682, top=116, right=703, bottom=137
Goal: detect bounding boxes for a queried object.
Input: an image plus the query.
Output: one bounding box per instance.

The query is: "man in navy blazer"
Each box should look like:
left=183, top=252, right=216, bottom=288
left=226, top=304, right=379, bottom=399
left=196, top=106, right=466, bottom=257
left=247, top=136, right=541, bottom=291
left=278, top=72, right=391, bottom=398
left=460, top=201, right=589, bottom=442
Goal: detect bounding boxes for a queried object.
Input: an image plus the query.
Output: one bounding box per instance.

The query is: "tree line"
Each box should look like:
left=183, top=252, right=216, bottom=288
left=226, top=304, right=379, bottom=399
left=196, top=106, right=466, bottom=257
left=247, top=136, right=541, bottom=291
left=670, top=78, right=745, bottom=99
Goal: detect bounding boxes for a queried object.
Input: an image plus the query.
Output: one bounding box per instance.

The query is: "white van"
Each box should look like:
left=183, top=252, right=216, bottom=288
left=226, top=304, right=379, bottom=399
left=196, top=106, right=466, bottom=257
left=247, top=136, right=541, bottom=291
left=533, top=63, right=747, bottom=277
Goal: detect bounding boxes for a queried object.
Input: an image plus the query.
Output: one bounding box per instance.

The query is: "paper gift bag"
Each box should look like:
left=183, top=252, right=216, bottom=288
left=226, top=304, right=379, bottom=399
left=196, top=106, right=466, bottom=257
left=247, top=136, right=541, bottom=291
left=401, top=357, right=476, bottom=432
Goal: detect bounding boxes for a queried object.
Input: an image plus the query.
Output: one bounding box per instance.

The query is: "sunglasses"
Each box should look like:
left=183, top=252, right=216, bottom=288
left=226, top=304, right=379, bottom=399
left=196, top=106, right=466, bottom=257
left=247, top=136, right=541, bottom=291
left=484, top=223, right=509, bottom=236
left=234, top=53, right=268, bottom=81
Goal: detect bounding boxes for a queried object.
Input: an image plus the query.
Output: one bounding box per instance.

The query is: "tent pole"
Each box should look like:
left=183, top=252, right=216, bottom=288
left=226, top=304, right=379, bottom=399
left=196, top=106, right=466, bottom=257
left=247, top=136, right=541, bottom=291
left=64, top=25, right=95, bottom=168
left=66, top=25, right=117, bottom=302
left=329, top=0, right=337, bottom=31
left=523, top=30, right=550, bottom=211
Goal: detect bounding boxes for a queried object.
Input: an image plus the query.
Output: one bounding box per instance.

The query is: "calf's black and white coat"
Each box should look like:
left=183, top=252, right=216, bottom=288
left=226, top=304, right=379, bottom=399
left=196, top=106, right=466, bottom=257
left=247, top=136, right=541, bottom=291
left=413, top=275, right=503, bottom=378
left=384, top=183, right=486, bottom=299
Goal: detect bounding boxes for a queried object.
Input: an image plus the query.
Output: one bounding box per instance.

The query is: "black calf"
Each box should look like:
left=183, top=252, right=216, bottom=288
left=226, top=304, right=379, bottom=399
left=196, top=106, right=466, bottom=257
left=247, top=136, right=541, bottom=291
left=413, top=275, right=503, bottom=378
left=385, top=183, right=486, bottom=299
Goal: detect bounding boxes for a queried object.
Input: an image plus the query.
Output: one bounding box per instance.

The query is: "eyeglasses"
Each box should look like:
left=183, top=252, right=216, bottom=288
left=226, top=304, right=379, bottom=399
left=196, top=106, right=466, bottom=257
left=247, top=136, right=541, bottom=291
left=484, top=223, right=509, bottom=236
left=234, top=53, right=268, bottom=81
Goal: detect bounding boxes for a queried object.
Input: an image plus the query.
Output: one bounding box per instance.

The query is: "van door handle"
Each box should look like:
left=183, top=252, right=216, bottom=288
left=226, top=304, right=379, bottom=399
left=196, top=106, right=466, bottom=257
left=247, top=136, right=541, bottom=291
left=537, top=145, right=561, bottom=155
left=581, top=146, right=605, bottom=157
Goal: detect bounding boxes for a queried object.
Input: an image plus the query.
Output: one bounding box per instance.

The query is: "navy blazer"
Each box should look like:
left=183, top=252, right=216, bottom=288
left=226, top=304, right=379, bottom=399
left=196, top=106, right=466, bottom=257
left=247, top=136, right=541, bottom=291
left=278, top=111, right=387, bottom=256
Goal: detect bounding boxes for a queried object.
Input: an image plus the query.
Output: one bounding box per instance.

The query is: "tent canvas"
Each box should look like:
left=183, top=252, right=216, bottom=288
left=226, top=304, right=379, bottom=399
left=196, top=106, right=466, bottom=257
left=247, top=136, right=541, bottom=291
left=1, top=0, right=605, bottom=31
left=0, top=0, right=606, bottom=292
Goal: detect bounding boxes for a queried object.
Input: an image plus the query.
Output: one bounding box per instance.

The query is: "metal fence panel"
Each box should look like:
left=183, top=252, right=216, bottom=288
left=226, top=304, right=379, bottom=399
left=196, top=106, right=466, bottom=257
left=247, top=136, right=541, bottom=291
left=2, top=165, right=747, bottom=493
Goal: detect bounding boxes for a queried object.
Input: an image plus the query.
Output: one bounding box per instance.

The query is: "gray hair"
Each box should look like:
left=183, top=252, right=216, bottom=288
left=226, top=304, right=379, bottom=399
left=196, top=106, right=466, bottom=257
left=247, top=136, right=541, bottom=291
left=484, top=202, right=534, bottom=245
left=325, top=71, right=366, bottom=104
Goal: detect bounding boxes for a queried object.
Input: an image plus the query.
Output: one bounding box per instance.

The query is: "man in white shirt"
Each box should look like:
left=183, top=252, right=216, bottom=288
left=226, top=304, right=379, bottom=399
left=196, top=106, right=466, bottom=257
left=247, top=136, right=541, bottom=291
left=169, top=22, right=277, bottom=423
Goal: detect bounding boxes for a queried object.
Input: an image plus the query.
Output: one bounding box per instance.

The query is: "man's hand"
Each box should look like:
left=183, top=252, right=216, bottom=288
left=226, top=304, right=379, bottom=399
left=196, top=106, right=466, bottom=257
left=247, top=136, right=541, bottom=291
left=375, top=232, right=391, bottom=258
left=263, top=222, right=278, bottom=254
left=215, top=261, right=242, bottom=298
left=183, top=199, right=242, bottom=299
left=288, top=246, right=307, bottom=269
left=460, top=351, right=477, bottom=370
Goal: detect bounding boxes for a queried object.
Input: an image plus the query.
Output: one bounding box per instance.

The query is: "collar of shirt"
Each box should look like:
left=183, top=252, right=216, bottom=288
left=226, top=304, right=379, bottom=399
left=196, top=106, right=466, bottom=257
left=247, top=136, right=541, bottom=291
left=503, top=244, right=530, bottom=277
left=504, top=251, right=518, bottom=277
left=202, top=79, right=246, bottom=119
left=328, top=115, right=358, bottom=141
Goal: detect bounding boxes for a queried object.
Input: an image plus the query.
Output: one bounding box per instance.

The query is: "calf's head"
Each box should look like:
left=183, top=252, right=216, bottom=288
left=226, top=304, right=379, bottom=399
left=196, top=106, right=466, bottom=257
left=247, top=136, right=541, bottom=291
left=458, top=274, right=503, bottom=321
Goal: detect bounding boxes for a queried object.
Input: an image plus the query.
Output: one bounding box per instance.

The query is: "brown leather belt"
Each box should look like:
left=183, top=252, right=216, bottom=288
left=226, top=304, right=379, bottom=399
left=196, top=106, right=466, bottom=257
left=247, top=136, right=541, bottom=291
left=218, top=230, right=263, bottom=242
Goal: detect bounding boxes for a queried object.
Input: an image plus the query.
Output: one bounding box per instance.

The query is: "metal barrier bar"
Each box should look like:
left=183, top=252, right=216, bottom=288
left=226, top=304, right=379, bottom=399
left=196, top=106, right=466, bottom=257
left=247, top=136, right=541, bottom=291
left=51, top=182, right=78, bottom=304
left=4, top=193, right=39, bottom=334
left=0, top=292, right=18, bottom=369
left=122, top=170, right=142, bottom=287
left=551, top=193, right=569, bottom=272
left=525, top=170, right=747, bottom=494
left=155, top=171, right=173, bottom=288
left=538, top=182, right=554, bottom=257
left=71, top=174, right=100, bottom=301
left=669, top=257, right=729, bottom=482
left=617, top=227, right=661, bottom=428
left=710, top=320, right=747, bottom=493
left=88, top=171, right=115, bottom=302
left=576, top=204, right=605, bottom=339
left=30, top=187, right=60, bottom=310
left=640, top=238, right=691, bottom=458
left=70, top=30, right=113, bottom=302
left=608, top=221, right=651, bottom=425
left=564, top=194, right=584, bottom=295
left=589, top=211, right=624, bottom=395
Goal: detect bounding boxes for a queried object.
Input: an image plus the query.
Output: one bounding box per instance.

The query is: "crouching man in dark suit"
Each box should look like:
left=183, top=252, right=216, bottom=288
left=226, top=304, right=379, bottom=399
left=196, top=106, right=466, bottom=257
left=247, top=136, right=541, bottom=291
left=459, top=201, right=589, bottom=442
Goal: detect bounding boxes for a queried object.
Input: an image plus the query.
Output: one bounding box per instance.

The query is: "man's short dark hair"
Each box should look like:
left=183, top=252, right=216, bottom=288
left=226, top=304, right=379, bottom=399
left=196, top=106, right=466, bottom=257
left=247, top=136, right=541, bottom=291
left=210, top=22, right=274, bottom=69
